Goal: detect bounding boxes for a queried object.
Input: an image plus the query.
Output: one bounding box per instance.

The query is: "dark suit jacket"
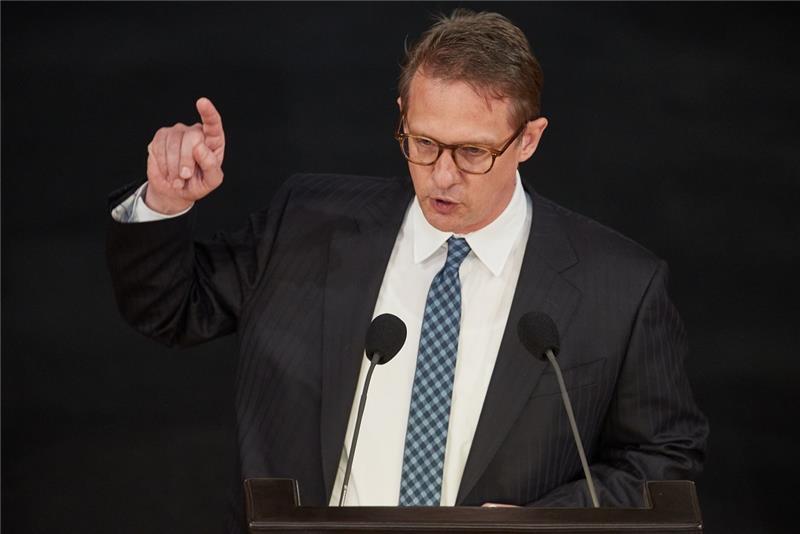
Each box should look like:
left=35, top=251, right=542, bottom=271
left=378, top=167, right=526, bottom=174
left=107, top=173, right=708, bottom=526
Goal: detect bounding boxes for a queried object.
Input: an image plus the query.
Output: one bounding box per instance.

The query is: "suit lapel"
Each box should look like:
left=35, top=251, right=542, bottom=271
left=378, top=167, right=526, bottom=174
left=320, top=178, right=414, bottom=501
left=456, top=184, right=582, bottom=504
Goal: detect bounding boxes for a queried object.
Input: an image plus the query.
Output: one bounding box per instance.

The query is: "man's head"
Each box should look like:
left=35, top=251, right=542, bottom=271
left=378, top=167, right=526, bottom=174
left=397, top=9, right=548, bottom=234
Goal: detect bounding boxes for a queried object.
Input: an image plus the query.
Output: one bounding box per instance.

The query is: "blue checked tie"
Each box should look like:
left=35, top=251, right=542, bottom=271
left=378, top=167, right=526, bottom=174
left=399, top=237, right=471, bottom=506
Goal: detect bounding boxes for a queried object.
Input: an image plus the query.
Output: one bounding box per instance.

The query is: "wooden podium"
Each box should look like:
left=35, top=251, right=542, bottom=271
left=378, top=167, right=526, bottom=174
left=244, top=478, right=702, bottom=533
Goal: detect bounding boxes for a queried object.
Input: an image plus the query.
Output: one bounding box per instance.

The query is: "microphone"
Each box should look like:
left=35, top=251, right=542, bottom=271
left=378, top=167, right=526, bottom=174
left=518, top=312, right=600, bottom=508
left=365, top=313, right=407, bottom=364
left=338, top=313, right=407, bottom=506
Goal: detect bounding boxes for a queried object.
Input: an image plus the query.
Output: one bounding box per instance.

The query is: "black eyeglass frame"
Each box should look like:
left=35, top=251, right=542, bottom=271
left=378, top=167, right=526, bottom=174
left=393, top=116, right=530, bottom=175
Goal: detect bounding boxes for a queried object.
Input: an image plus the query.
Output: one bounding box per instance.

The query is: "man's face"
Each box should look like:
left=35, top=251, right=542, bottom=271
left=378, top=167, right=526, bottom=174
left=400, top=72, right=547, bottom=234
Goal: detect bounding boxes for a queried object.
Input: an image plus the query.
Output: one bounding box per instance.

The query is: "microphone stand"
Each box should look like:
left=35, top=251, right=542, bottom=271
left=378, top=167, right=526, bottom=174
left=545, top=348, right=600, bottom=508
left=338, top=357, right=379, bottom=506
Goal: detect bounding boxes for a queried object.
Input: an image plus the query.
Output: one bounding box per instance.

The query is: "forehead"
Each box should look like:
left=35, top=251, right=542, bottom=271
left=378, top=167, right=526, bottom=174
left=405, top=72, right=514, bottom=144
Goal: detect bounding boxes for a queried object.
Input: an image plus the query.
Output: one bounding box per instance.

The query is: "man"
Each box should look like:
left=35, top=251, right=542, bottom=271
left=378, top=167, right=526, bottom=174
left=108, top=8, right=708, bottom=530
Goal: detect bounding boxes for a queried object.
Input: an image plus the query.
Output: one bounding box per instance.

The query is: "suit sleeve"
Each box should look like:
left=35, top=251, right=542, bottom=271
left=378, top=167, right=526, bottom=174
left=105, top=179, right=293, bottom=348
left=530, top=261, right=709, bottom=507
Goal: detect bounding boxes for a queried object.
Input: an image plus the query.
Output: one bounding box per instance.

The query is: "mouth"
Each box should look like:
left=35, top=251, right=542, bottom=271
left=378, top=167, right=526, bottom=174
left=430, top=197, right=459, bottom=215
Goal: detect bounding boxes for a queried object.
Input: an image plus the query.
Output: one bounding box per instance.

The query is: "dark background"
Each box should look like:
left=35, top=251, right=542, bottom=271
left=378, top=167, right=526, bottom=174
left=2, top=2, right=798, bottom=532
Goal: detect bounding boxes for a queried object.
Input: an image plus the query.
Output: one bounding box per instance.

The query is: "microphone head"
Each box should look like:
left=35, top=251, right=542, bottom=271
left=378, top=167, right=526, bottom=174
left=517, top=312, right=560, bottom=361
left=365, top=313, right=407, bottom=364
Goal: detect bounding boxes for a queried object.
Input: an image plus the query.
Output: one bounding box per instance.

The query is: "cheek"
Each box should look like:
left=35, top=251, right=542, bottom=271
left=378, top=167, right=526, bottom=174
left=471, top=170, right=513, bottom=213
left=466, top=177, right=493, bottom=201
left=409, top=167, right=430, bottom=195
left=473, top=184, right=496, bottom=213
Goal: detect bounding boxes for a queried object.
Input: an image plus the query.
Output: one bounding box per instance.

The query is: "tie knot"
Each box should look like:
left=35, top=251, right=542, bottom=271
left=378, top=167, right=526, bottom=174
left=445, top=237, right=471, bottom=270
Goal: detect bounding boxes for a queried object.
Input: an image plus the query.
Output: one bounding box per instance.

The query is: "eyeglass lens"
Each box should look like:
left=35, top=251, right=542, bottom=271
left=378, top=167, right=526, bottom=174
left=401, top=136, right=494, bottom=174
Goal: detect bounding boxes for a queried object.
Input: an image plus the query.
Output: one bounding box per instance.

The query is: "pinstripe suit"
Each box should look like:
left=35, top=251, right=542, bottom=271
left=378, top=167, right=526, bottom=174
left=107, top=172, right=708, bottom=526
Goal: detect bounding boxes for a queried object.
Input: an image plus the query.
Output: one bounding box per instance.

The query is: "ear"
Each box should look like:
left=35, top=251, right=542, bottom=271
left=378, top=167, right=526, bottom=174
left=517, top=117, right=548, bottom=163
left=397, top=96, right=403, bottom=112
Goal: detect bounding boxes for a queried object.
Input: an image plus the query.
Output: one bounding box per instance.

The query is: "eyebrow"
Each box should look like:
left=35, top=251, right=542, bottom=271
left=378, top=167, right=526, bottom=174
left=410, top=128, right=502, bottom=147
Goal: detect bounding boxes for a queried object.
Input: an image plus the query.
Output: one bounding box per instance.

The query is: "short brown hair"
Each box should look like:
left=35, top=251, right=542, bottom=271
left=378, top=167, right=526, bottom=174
left=398, top=9, right=544, bottom=128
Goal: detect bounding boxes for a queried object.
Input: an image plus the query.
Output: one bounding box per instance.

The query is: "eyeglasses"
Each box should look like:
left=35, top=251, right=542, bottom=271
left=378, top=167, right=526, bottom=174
left=394, top=116, right=528, bottom=175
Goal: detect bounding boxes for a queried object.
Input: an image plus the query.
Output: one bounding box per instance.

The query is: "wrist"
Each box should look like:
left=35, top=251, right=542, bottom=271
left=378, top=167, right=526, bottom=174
left=142, top=186, right=193, bottom=215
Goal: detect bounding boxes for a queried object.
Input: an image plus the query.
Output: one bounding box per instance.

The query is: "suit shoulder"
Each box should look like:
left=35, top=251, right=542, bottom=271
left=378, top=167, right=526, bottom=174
left=535, top=193, right=664, bottom=278
left=280, top=173, right=407, bottom=205
left=263, top=173, right=412, bottom=228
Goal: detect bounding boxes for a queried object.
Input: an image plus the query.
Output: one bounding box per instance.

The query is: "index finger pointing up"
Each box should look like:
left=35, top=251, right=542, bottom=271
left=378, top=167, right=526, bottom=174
left=196, top=97, right=224, bottom=139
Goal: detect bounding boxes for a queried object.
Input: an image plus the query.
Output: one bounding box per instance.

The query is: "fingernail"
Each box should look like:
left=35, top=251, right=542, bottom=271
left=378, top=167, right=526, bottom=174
left=180, top=166, right=192, bottom=178
left=172, top=179, right=183, bottom=189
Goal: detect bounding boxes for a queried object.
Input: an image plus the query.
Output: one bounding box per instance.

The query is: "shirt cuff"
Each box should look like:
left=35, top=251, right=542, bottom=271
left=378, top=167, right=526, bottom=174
left=110, top=183, right=193, bottom=223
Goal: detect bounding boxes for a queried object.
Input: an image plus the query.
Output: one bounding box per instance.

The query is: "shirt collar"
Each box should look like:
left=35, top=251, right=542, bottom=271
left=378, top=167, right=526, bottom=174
left=411, top=171, right=528, bottom=276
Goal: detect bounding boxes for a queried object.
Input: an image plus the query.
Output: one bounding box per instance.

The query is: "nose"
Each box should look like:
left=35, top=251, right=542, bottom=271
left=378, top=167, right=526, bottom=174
left=430, top=148, right=461, bottom=189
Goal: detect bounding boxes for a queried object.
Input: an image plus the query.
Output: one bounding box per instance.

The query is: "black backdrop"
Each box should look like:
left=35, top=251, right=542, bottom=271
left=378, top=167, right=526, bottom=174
left=3, top=2, right=799, bottom=533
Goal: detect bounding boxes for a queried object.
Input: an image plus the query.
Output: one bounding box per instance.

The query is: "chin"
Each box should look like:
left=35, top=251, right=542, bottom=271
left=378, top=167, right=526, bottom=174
left=427, top=213, right=471, bottom=234
left=421, top=209, right=459, bottom=233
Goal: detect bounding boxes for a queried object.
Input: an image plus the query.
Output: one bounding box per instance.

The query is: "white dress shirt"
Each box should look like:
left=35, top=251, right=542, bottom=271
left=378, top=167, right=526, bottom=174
left=111, top=182, right=193, bottom=223
left=112, top=173, right=532, bottom=507
left=330, top=173, right=532, bottom=506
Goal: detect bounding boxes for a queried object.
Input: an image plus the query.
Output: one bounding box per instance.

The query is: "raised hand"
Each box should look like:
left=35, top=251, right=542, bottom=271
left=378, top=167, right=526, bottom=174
left=144, top=97, right=226, bottom=214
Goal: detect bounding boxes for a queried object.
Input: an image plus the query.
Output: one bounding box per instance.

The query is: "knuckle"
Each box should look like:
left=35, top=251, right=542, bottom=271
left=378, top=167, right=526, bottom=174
left=167, top=132, right=182, bottom=149
left=186, top=129, right=204, bottom=144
